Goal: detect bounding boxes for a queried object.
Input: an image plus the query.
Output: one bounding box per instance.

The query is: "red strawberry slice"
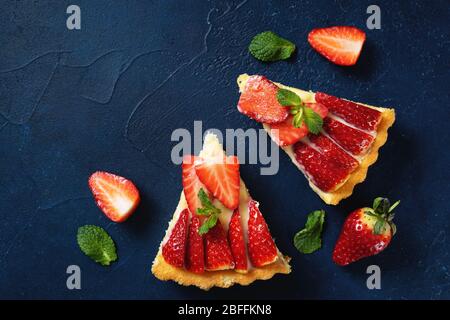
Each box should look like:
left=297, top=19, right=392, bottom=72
left=237, top=75, right=289, bottom=124
left=228, top=209, right=248, bottom=273
left=247, top=200, right=278, bottom=267
left=315, top=92, right=382, bottom=131
left=162, top=209, right=189, bottom=268
left=185, top=215, right=205, bottom=273
left=182, top=155, right=210, bottom=215
left=195, top=156, right=240, bottom=210
left=204, top=221, right=235, bottom=271
left=88, top=171, right=140, bottom=222
left=323, top=117, right=375, bottom=155
left=269, top=103, right=328, bottom=146
left=308, top=26, right=366, bottom=66
left=294, top=134, right=359, bottom=192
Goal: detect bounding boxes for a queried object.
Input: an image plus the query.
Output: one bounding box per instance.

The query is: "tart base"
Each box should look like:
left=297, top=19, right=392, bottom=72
left=151, top=192, right=291, bottom=291
left=238, top=73, right=396, bottom=205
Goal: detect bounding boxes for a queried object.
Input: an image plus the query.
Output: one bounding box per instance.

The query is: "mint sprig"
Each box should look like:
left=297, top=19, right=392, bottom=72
left=249, top=31, right=296, bottom=62
left=293, top=210, right=326, bottom=254
left=196, top=188, right=221, bottom=235
left=77, top=225, right=117, bottom=266
left=276, top=88, right=323, bottom=134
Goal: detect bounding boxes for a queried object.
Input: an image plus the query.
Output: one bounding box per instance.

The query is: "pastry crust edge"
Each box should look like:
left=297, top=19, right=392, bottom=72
left=237, top=73, right=396, bottom=205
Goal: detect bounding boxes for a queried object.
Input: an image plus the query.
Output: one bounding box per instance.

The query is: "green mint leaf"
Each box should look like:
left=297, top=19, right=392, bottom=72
left=77, top=225, right=117, bottom=266
left=303, top=107, right=323, bottom=134
left=277, top=88, right=302, bottom=106
left=249, top=31, right=295, bottom=62
left=198, top=215, right=218, bottom=235
left=373, top=219, right=385, bottom=235
left=196, top=188, right=221, bottom=234
left=196, top=188, right=221, bottom=216
left=293, top=108, right=304, bottom=128
left=293, top=210, right=326, bottom=254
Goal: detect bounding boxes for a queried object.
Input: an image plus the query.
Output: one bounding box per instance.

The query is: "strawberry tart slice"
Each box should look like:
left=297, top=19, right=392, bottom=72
left=151, top=133, right=290, bottom=290
left=237, top=74, right=395, bottom=205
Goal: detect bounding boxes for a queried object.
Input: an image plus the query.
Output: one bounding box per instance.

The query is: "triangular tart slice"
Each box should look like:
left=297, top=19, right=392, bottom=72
left=151, top=133, right=290, bottom=290
left=237, top=74, right=395, bottom=205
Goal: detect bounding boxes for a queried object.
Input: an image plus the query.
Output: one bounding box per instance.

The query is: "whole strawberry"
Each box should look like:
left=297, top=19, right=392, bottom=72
left=333, top=197, right=400, bottom=266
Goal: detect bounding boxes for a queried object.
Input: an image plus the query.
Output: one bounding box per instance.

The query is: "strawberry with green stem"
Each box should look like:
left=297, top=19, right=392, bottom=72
left=333, top=197, right=400, bottom=266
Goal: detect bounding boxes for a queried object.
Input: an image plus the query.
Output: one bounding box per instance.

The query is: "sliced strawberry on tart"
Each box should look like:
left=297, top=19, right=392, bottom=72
left=237, top=74, right=395, bottom=205
left=151, top=133, right=290, bottom=290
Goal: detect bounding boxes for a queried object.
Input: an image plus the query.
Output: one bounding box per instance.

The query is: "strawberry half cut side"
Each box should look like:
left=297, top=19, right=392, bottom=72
left=182, top=155, right=211, bottom=215
left=323, top=117, right=375, bottom=156
left=237, top=75, right=289, bottom=124
left=162, top=209, right=189, bottom=268
left=228, top=209, right=248, bottom=273
left=88, top=171, right=140, bottom=222
left=294, top=134, right=359, bottom=192
left=315, top=92, right=382, bottom=132
left=195, top=155, right=240, bottom=210
left=308, top=26, right=366, bottom=66
left=204, top=221, right=235, bottom=271
left=247, top=200, right=278, bottom=267
left=269, top=103, right=328, bottom=147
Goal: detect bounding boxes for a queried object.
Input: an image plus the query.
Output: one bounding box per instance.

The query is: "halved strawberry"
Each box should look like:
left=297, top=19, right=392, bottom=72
left=195, top=156, right=240, bottom=210
left=308, top=26, right=366, bottom=66
left=162, top=209, right=189, bottom=268
left=182, top=155, right=210, bottom=215
left=204, top=221, right=235, bottom=271
left=247, top=200, right=278, bottom=267
left=88, top=171, right=140, bottom=222
left=237, top=75, right=289, bottom=124
left=186, top=215, right=205, bottom=273
left=228, top=209, right=248, bottom=273
left=269, top=103, right=328, bottom=146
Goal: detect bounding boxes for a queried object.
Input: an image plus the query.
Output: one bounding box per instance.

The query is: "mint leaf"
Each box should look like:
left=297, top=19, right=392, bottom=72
left=196, top=188, right=221, bottom=216
left=293, top=210, right=325, bottom=254
left=292, top=108, right=304, bottom=128
left=276, top=88, right=323, bottom=133
left=249, top=31, right=296, bottom=62
left=199, top=215, right=219, bottom=235
left=197, top=188, right=221, bottom=234
left=77, top=225, right=117, bottom=266
left=303, top=107, right=323, bottom=134
left=277, top=88, right=302, bottom=106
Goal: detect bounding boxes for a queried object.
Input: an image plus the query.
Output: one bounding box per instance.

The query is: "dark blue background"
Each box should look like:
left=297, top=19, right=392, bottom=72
left=0, top=0, right=449, bottom=299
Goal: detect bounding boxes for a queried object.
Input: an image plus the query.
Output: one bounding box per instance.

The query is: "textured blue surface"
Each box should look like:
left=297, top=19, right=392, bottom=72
left=0, top=0, right=449, bottom=299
